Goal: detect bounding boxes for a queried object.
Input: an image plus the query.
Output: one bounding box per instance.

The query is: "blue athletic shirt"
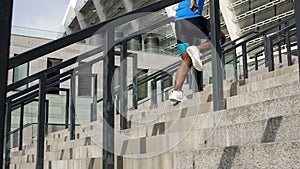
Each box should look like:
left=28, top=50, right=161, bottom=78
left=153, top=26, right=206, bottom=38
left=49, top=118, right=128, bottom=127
left=175, top=0, right=205, bottom=21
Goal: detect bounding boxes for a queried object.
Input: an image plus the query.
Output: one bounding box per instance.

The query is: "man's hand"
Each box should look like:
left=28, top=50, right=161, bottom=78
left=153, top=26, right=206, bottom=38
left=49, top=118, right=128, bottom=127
left=190, top=0, right=198, bottom=13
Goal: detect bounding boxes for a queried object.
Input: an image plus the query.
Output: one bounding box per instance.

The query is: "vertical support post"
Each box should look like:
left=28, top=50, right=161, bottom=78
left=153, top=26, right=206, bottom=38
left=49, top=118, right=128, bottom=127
left=188, top=71, right=192, bottom=89
left=91, top=75, right=97, bottom=122
left=120, top=42, right=128, bottom=130
left=264, top=35, right=269, bottom=67
left=45, top=100, right=49, bottom=135
left=222, top=52, right=226, bottom=80
left=192, top=68, right=203, bottom=92
left=295, top=0, right=300, bottom=74
left=132, top=54, right=138, bottom=109
left=65, top=90, right=70, bottom=129
left=118, top=42, right=128, bottom=169
left=70, top=74, right=76, bottom=140
left=210, top=0, right=224, bottom=111
left=115, top=92, right=120, bottom=115
left=278, top=42, right=282, bottom=63
left=242, top=43, right=248, bottom=79
left=5, top=101, right=11, bottom=169
left=36, top=75, right=46, bottom=169
left=255, top=53, right=259, bottom=70
left=0, top=0, right=13, bottom=167
left=233, top=49, right=238, bottom=82
left=161, top=79, right=165, bottom=102
left=151, top=80, right=158, bottom=106
left=285, top=22, right=292, bottom=66
left=267, top=36, right=275, bottom=72
left=19, top=104, right=24, bottom=150
left=103, top=28, right=115, bottom=169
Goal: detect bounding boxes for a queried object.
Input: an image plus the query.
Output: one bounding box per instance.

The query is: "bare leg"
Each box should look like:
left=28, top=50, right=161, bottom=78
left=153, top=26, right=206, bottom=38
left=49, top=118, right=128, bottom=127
left=174, top=52, right=192, bottom=91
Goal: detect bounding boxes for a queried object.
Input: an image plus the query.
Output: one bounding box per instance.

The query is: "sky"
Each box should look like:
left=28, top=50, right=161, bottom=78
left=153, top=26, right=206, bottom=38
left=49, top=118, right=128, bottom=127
left=12, top=0, right=70, bottom=32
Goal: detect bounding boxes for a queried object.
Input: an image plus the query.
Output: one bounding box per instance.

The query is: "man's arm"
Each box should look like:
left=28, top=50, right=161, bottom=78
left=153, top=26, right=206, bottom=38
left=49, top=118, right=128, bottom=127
left=190, top=0, right=198, bottom=13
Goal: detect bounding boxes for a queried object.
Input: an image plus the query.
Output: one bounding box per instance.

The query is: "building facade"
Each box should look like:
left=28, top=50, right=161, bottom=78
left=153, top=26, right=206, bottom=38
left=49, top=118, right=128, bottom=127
left=61, top=0, right=296, bottom=54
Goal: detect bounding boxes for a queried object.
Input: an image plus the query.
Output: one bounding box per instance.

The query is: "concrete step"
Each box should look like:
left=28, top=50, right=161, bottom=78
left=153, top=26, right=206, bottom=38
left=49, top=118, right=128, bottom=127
left=9, top=162, right=35, bottom=169
left=119, top=79, right=299, bottom=135
left=10, top=142, right=103, bottom=164
left=9, top=138, right=300, bottom=169
left=44, top=158, right=102, bottom=169
left=13, top=83, right=300, bottom=158
left=247, top=55, right=298, bottom=77
left=29, top=94, right=300, bottom=158
left=10, top=158, right=103, bottom=169
left=248, top=60, right=298, bottom=78
left=118, top=112, right=300, bottom=156
left=238, top=70, right=299, bottom=95
left=227, top=80, right=300, bottom=108
left=40, top=90, right=300, bottom=148
left=122, top=67, right=299, bottom=125
left=122, top=140, right=300, bottom=169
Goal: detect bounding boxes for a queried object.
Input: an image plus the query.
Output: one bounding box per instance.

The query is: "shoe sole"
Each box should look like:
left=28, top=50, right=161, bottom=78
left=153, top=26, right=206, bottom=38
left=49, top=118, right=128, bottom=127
left=169, top=98, right=182, bottom=102
left=169, top=96, right=187, bottom=102
left=169, top=98, right=181, bottom=102
left=187, top=48, right=203, bottom=71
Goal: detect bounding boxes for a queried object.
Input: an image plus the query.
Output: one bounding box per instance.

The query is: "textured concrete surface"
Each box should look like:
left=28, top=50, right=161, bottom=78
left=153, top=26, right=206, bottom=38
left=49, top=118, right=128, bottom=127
left=228, top=80, right=300, bottom=108
left=6, top=61, right=300, bottom=168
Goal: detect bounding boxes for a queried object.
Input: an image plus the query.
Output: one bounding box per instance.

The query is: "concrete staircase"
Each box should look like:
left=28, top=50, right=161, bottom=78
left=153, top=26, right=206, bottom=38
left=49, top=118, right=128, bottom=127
left=7, top=61, right=300, bottom=169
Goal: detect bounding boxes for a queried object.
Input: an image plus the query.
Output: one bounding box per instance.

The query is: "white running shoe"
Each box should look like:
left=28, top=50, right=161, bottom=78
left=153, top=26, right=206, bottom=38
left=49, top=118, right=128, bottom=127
left=187, top=46, right=203, bottom=71
left=169, top=90, right=188, bottom=102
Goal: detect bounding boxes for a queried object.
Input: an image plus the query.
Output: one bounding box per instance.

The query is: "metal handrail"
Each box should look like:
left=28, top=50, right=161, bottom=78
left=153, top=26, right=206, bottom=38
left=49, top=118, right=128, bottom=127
left=4, top=1, right=185, bottom=168
left=223, top=14, right=295, bottom=54
left=3, top=1, right=298, bottom=168
left=8, top=0, right=182, bottom=70
left=225, top=26, right=297, bottom=64
left=97, top=60, right=180, bottom=103
left=7, top=17, right=176, bottom=103
left=7, top=47, right=104, bottom=92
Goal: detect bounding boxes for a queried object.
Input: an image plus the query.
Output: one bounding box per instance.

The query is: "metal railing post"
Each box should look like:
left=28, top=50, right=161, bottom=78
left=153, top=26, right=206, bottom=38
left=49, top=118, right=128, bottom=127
left=210, top=0, right=225, bottom=111
left=103, top=28, right=115, bottom=169
left=264, top=35, right=269, bottom=67
left=151, top=80, right=158, bottom=106
left=91, top=75, right=97, bottom=122
left=0, top=0, right=13, bottom=167
left=45, top=100, right=49, bottom=135
left=278, top=42, right=282, bottom=63
left=242, top=43, right=248, bottom=78
left=192, top=68, right=203, bottom=92
left=65, top=90, right=70, bottom=129
left=120, top=42, right=128, bottom=130
left=255, top=53, right=259, bottom=70
left=285, top=22, right=293, bottom=66
left=233, top=48, right=238, bottom=82
left=188, top=71, right=192, bottom=89
left=19, top=103, right=24, bottom=150
left=295, top=0, right=300, bottom=74
left=266, top=36, right=275, bottom=72
left=161, top=80, right=165, bottom=102
left=70, top=73, right=76, bottom=140
left=132, top=54, right=138, bottom=109
left=5, top=101, right=12, bottom=169
left=36, top=74, right=47, bottom=169
left=117, top=41, right=127, bottom=169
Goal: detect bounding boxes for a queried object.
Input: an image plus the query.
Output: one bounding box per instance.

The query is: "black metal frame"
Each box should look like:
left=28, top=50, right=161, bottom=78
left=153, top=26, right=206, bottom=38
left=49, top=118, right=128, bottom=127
left=295, top=0, right=300, bottom=74
left=1, top=0, right=299, bottom=169
left=210, top=0, right=224, bottom=111
left=221, top=16, right=296, bottom=82
left=0, top=0, right=13, bottom=168
left=4, top=16, right=178, bottom=166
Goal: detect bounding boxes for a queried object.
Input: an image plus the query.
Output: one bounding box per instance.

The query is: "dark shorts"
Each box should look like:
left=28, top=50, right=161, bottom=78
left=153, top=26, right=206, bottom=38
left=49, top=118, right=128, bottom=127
left=175, top=16, right=210, bottom=45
